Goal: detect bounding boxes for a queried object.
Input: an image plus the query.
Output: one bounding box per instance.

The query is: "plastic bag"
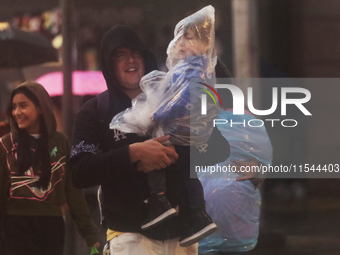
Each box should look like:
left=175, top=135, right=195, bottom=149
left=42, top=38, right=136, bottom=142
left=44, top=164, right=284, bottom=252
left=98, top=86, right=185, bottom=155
left=110, top=6, right=219, bottom=146
left=198, top=110, right=273, bottom=253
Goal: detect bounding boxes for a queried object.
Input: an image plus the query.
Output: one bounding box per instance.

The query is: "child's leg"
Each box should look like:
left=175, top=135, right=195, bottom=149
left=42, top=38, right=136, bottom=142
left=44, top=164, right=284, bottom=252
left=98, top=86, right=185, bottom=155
left=181, top=180, right=217, bottom=247
left=142, top=170, right=177, bottom=230
left=147, top=169, right=166, bottom=196
left=175, top=146, right=217, bottom=247
left=185, top=178, right=205, bottom=211
left=175, top=146, right=205, bottom=211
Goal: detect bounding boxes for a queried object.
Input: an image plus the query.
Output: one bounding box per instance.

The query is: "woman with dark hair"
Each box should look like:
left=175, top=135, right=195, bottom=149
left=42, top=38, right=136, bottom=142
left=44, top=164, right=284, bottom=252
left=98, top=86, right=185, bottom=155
left=0, top=81, right=100, bottom=255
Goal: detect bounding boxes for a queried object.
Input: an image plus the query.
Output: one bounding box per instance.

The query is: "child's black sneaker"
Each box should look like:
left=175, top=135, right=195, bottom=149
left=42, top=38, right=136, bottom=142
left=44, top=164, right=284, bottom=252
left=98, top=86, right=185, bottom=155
left=141, top=194, right=177, bottom=230
left=179, top=210, right=217, bottom=247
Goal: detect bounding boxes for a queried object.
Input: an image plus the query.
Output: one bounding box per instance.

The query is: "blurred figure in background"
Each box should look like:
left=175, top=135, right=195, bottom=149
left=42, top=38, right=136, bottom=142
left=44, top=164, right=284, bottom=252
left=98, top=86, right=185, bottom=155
left=198, top=60, right=272, bottom=255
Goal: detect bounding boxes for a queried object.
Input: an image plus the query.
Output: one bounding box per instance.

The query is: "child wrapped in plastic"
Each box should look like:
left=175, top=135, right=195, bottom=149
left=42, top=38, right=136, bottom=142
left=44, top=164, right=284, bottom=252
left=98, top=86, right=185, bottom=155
left=198, top=109, right=273, bottom=253
left=110, top=6, right=229, bottom=247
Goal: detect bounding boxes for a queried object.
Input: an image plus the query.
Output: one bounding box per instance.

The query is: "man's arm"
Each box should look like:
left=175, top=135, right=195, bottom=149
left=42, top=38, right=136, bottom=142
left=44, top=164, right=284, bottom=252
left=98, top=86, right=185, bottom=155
left=69, top=102, right=178, bottom=188
left=130, top=136, right=178, bottom=171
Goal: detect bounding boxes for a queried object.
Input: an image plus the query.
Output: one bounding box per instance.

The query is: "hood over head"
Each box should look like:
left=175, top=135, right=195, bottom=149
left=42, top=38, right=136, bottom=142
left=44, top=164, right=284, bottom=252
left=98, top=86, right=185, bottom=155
left=100, top=25, right=158, bottom=105
left=9, top=81, right=56, bottom=137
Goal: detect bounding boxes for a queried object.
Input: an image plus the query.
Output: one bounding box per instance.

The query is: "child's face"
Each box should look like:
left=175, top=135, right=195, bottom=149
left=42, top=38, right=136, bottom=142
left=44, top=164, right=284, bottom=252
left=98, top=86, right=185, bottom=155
left=175, top=28, right=210, bottom=59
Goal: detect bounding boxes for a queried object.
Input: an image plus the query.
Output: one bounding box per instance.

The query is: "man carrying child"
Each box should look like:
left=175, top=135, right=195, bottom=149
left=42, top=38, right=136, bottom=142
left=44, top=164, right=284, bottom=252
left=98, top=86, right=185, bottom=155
left=69, top=6, right=229, bottom=255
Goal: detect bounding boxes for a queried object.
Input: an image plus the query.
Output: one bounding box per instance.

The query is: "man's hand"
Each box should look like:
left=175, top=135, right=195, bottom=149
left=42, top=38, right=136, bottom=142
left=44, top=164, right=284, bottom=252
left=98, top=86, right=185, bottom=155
left=228, top=157, right=259, bottom=181
left=129, top=135, right=178, bottom=173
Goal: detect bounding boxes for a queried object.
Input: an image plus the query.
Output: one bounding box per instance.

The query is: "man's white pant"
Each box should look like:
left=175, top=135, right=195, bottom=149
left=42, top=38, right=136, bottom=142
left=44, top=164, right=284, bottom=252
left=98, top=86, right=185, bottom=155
left=109, top=233, right=198, bottom=255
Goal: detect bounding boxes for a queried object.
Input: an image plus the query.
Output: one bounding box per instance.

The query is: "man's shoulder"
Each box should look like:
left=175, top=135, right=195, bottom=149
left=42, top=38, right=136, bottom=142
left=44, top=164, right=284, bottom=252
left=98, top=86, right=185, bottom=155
left=80, top=90, right=110, bottom=115
left=73, top=97, right=100, bottom=131
left=72, top=91, right=111, bottom=145
left=81, top=96, right=98, bottom=111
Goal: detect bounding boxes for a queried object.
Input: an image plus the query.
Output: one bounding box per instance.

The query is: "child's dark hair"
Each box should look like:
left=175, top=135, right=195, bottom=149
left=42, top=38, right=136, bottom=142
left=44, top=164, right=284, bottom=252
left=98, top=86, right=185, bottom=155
left=9, top=86, right=51, bottom=189
left=183, top=16, right=212, bottom=45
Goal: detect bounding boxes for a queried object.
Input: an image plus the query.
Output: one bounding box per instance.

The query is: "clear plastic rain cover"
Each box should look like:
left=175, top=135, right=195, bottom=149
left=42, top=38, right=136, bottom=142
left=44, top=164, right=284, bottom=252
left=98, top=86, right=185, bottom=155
left=110, top=5, right=220, bottom=146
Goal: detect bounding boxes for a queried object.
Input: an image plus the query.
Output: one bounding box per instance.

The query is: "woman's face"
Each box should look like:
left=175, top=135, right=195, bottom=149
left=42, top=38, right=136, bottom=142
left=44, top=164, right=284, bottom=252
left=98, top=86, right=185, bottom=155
left=12, top=93, right=41, bottom=134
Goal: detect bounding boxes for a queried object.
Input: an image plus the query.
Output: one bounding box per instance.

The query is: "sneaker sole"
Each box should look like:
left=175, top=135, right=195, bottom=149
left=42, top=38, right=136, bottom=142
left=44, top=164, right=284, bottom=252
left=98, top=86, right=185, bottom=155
left=141, top=208, right=177, bottom=230
left=179, top=223, right=217, bottom=247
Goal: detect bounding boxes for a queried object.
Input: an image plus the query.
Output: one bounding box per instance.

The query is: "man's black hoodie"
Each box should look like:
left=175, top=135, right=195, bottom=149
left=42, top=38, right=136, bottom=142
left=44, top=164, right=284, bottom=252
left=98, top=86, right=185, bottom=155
left=69, top=26, right=230, bottom=240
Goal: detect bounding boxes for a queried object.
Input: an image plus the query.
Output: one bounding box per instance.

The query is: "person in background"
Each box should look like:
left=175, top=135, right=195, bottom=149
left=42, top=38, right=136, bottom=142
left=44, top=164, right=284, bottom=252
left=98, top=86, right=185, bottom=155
left=198, top=59, right=271, bottom=254
left=0, top=81, right=100, bottom=255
